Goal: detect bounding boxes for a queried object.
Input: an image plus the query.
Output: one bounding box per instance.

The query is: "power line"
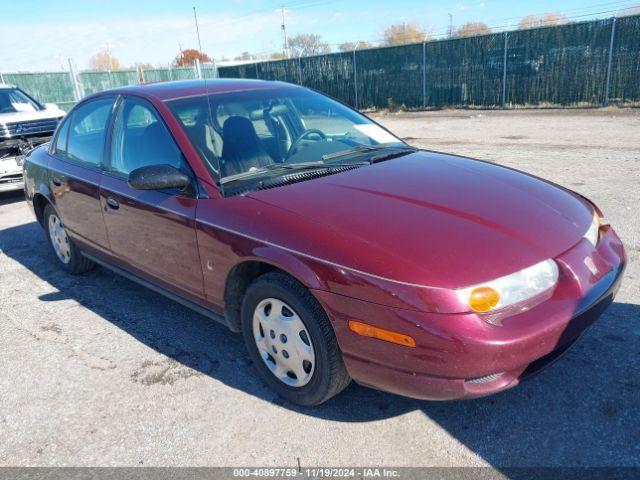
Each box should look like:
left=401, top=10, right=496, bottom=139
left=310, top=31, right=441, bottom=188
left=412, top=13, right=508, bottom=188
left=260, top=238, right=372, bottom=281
left=216, top=0, right=640, bottom=60
left=191, top=0, right=339, bottom=30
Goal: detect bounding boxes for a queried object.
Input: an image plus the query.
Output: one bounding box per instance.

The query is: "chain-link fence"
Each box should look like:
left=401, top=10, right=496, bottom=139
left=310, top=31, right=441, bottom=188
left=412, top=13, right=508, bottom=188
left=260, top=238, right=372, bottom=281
left=218, top=14, right=639, bottom=110
left=1, top=15, right=638, bottom=111
left=0, top=63, right=217, bottom=111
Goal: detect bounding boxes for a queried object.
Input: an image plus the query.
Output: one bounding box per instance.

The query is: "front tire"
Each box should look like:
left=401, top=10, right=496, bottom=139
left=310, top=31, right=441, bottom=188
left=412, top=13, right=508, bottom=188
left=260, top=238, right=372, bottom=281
left=43, top=204, right=94, bottom=274
left=241, top=271, right=350, bottom=406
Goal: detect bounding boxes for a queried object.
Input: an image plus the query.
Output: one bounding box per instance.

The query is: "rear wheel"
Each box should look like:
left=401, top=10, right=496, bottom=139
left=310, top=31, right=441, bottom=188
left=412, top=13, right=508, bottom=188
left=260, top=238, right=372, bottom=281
left=43, top=204, right=94, bottom=274
left=241, top=271, right=350, bottom=406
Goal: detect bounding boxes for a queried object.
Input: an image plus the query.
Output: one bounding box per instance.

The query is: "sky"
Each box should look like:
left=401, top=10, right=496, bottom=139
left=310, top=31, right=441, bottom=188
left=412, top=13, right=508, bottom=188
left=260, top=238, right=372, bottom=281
left=1, top=0, right=638, bottom=72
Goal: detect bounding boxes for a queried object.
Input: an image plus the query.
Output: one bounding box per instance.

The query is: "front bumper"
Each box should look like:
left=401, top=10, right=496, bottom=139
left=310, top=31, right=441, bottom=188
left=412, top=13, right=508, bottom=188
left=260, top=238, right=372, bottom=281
left=315, top=226, right=626, bottom=401
left=0, top=156, right=25, bottom=192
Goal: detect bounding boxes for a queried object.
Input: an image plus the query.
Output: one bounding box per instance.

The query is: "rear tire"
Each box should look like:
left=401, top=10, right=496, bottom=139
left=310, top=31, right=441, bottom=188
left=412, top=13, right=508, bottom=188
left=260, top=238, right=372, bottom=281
left=43, top=204, right=95, bottom=274
left=241, top=271, right=350, bottom=406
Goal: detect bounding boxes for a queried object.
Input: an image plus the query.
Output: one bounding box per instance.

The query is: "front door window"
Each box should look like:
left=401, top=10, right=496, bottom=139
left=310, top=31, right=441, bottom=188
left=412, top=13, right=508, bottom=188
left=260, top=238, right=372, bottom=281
left=109, top=97, right=184, bottom=176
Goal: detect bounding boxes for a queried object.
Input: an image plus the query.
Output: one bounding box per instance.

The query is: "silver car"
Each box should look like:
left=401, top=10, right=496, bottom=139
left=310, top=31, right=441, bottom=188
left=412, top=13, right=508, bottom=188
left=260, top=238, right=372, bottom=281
left=0, top=84, right=65, bottom=192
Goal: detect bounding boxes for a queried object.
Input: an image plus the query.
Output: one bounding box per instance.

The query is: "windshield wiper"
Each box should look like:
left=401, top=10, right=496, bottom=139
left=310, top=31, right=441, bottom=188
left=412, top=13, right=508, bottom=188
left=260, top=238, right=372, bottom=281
left=321, top=144, right=418, bottom=162
left=368, top=146, right=418, bottom=164
left=321, top=144, right=387, bottom=161
left=220, top=161, right=367, bottom=185
left=220, top=145, right=419, bottom=185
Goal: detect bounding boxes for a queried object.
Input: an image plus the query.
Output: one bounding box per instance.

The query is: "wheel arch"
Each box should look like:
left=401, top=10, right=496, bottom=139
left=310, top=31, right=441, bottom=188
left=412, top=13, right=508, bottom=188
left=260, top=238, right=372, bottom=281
left=32, top=191, right=53, bottom=227
left=223, top=249, right=327, bottom=332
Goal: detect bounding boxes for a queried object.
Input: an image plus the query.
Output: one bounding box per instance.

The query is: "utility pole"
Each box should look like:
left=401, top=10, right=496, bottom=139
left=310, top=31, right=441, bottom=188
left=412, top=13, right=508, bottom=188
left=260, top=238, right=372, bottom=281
left=193, top=6, right=203, bottom=54
left=604, top=17, right=617, bottom=106
left=104, top=42, right=114, bottom=87
left=353, top=41, right=361, bottom=110
left=448, top=13, right=454, bottom=38
left=105, top=42, right=113, bottom=71
left=280, top=6, right=289, bottom=59
left=68, top=58, right=83, bottom=101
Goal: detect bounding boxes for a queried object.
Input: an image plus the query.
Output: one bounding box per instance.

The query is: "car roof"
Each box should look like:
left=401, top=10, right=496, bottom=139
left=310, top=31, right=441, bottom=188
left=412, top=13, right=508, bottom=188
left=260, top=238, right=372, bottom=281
left=96, top=78, right=299, bottom=102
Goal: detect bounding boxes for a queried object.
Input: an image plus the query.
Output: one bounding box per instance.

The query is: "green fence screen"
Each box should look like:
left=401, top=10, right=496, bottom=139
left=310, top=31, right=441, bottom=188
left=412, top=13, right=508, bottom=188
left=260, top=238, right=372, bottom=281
left=218, top=15, right=640, bottom=110
left=425, top=33, right=504, bottom=108
left=505, top=18, right=613, bottom=106
left=2, top=72, right=76, bottom=110
left=610, top=15, right=640, bottom=104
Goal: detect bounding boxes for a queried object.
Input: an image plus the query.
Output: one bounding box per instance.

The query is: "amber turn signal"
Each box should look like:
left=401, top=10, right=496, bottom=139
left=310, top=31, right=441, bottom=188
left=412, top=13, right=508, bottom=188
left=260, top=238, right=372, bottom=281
left=469, top=286, right=500, bottom=312
left=348, top=320, right=416, bottom=347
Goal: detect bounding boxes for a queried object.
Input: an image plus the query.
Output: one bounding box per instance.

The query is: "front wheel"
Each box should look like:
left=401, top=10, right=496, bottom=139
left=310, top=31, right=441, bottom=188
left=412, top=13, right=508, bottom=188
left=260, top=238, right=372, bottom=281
left=241, top=271, right=350, bottom=406
left=43, top=204, right=94, bottom=274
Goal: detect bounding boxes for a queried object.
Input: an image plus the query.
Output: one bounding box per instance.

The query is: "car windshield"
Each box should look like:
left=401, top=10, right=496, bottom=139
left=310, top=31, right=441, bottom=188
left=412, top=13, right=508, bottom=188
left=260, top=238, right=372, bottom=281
left=0, top=88, right=42, bottom=114
left=165, top=87, right=407, bottom=187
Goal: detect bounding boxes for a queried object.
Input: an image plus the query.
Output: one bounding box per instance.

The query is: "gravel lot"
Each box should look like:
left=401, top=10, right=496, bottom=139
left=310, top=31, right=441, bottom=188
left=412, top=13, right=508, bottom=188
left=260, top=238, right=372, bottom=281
left=0, top=108, right=638, bottom=469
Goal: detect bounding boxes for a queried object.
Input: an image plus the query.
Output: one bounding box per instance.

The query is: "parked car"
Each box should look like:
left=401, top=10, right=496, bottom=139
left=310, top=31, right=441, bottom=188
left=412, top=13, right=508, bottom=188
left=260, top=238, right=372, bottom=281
left=23, top=80, right=625, bottom=406
left=0, top=84, right=65, bottom=192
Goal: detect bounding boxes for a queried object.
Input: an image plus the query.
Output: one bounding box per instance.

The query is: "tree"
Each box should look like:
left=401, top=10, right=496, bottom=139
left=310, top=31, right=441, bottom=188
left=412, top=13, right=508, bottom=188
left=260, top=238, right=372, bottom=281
left=288, top=34, right=331, bottom=56
left=173, top=49, right=212, bottom=67
left=382, top=22, right=430, bottom=46
left=518, top=14, right=539, bottom=30
left=456, top=21, right=492, bottom=37
left=541, top=12, right=569, bottom=26
left=89, top=50, right=121, bottom=71
left=269, top=52, right=286, bottom=60
left=518, top=12, right=569, bottom=30
left=338, top=41, right=373, bottom=52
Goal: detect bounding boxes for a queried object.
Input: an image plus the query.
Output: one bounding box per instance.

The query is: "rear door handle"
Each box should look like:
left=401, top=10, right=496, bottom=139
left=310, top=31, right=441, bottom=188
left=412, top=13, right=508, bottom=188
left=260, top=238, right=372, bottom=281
left=106, top=197, right=120, bottom=210
left=52, top=177, right=62, bottom=186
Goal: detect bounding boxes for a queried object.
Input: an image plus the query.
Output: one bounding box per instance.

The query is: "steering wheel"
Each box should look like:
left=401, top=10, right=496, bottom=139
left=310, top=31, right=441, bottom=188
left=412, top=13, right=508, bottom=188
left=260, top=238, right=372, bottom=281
left=285, top=129, right=327, bottom=159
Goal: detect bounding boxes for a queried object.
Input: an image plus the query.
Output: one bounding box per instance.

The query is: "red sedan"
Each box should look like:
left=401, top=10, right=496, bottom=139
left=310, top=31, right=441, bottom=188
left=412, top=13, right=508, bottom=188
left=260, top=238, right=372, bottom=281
left=23, top=80, right=625, bottom=405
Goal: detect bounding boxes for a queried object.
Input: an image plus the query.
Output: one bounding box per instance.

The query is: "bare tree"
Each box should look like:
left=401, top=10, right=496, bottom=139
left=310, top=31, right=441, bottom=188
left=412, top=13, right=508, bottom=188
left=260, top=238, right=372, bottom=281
left=288, top=34, right=331, bottom=56
left=338, top=41, right=373, bottom=52
left=382, top=22, right=431, bottom=46
left=234, top=51, right=256, bottom=61
left=518, top=14, right=540, bottom=30
left=518, top=12, right=569, bottom=30
left=456, top=21, right=492, bottom=37
left=542, top=12, right=569, bottom=26
left=132, top=62, right=153, bottom=70
left=89, top=50, right=121, bottom=71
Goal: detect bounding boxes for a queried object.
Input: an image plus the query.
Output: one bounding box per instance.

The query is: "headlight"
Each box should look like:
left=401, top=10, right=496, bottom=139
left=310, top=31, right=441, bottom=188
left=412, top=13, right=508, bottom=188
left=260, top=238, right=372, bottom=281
left=455, top=259, right=559, bottom=313
left=584, top=211, right=604, bottom=247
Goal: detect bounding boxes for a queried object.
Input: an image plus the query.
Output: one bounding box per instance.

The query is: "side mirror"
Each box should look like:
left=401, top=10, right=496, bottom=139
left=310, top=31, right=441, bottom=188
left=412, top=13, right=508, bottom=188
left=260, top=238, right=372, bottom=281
left=128, top=165, right=191, bottom=191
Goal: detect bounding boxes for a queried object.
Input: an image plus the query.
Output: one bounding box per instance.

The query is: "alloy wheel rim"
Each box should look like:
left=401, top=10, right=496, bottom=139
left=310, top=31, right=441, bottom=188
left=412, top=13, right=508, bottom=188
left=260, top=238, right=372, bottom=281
left=48, top=214, right=71, bottom=264
left=252, top=298, right=315, bottom=387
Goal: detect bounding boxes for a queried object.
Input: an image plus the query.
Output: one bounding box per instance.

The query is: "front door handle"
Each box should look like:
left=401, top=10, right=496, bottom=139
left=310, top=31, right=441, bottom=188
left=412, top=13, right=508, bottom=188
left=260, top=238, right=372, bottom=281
left=52, top=177, right=62, bottom=186
left=106, top=197, right=120, bottom=210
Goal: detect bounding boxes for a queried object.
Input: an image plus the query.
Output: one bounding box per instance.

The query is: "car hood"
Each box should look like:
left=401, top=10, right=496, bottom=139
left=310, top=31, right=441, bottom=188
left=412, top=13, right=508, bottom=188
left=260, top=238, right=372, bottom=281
left=0, top=108, right=65, bottom=124
left=247, top=151, right=594, bottom=288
